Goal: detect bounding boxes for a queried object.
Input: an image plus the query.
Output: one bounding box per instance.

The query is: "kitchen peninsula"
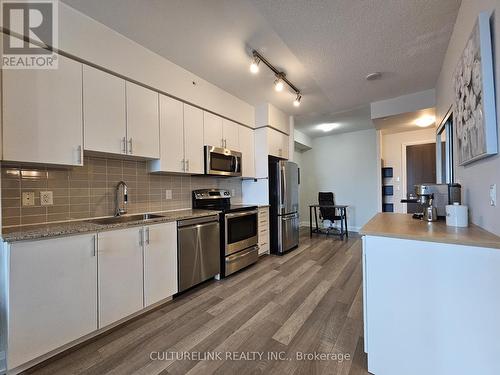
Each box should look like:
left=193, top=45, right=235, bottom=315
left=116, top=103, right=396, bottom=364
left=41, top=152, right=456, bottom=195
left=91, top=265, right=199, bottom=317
left=360, top=213, right=500, bottom=375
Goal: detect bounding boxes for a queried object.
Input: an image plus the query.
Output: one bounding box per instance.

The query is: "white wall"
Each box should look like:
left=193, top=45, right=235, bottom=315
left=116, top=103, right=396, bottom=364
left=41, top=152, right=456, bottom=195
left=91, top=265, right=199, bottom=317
left=382, top=128, right=437, bottom=213
left=299, top=129, right=379, bottom=231
left=435, top=1, right=500, bottom=235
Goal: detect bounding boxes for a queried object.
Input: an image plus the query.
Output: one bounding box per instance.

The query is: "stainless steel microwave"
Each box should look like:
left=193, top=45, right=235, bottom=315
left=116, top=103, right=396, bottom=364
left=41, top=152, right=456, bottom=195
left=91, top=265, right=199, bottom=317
left=204, top=146, right=242, bottom=177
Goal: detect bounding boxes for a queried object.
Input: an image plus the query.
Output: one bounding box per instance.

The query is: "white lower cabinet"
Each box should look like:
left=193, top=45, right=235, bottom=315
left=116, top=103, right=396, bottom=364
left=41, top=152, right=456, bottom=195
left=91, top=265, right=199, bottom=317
left=97, top=227, right=144, bottom=328
left=3, top=223, right=179, bottom=371
left=143, top=222, right=178, bottom=306
left=6, top=234, right=98, bottom=370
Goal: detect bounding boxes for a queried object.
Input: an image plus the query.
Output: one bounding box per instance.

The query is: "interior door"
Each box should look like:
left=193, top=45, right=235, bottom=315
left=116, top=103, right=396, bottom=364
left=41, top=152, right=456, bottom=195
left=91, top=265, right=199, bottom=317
left=406, top=143, right=437, bottom=214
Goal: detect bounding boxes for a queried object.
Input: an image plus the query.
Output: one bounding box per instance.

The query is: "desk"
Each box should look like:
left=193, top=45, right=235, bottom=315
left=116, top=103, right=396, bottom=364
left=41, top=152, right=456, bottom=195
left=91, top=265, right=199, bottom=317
left=309, top=205, right=349, bottom=239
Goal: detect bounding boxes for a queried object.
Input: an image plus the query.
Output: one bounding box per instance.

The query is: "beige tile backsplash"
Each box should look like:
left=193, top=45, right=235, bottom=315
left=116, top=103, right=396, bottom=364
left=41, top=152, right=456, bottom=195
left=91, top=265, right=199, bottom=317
left=1, top=156, right=242, bottom=227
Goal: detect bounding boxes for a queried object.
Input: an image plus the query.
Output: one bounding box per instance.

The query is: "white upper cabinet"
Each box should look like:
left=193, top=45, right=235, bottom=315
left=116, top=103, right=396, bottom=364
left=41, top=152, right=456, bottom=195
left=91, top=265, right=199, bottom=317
left=126, top=82, right=160, bottom=159
left=239, top=126, right=255, bottom=178
left=203, top=112, right=240, bottom=150
left=83, top=65, right=126, bottom=155
left=184, top=104, right=205, bottom=174
left=268, top=128, right=289, bottom=159
left=255, top=103, right=290, bottom=134
left=143, top=222, right=178, bottom=306
left=98, top=227, right=144, bottom=328
left=203, top=111, right=224, bottom=147
left=7, top=234, right=97, bottom=370
left=222, top=119, right=240, bottom=151
left=3, top=54, right=83, bottom=166
left=150, top=94, right=185, bottom=173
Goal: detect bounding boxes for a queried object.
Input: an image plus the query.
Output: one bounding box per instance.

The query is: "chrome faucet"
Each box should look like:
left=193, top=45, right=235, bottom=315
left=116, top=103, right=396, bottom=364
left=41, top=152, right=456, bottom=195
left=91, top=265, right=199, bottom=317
left=115, top=181, right=128, bottom=216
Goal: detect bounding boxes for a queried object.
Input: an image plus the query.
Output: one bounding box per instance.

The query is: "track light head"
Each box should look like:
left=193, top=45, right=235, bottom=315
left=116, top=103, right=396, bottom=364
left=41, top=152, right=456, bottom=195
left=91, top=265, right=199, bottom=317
left=293, top=94, right=302, bottom=107
left=250, top=55, right=260, bottom=74
left=274, top=76, right=284, bottom=92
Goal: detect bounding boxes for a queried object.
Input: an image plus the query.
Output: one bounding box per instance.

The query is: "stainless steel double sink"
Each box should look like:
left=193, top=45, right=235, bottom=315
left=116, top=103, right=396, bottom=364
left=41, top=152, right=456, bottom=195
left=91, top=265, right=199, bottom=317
left=88, top=213, right=165, bottom=226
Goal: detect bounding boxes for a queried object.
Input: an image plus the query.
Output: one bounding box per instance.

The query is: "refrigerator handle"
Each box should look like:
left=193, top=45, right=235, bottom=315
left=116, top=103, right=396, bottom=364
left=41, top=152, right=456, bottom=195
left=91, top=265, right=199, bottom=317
left=280, top=164, right=286, bottom=208
left=298, top=167, right=300, bottom=185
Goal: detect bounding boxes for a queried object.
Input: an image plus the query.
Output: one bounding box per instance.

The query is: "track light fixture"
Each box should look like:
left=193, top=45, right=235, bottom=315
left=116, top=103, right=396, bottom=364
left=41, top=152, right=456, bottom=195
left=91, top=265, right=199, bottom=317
left=250, top=55, right=260, bottom=74
left=293, top=94, right=302, bottom=107
left=274, top=75, right=284, bottom=92
left=249, top=49, right=302, bottom=107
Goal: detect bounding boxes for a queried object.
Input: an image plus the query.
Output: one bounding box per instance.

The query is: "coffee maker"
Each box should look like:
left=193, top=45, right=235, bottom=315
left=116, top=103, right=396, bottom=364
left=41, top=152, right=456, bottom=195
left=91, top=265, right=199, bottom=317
left=402, top=183, right=461, bottom=221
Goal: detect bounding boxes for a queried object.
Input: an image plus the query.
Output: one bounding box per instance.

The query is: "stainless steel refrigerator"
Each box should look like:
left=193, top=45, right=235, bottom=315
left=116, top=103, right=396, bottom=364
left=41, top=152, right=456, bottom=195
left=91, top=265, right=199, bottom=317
left=269, top=158, right=300, bottom=254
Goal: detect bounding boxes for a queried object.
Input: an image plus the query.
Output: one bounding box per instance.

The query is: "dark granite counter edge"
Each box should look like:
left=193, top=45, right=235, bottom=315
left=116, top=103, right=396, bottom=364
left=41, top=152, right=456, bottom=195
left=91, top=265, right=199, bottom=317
left=2, top=209, right=221, bottom=243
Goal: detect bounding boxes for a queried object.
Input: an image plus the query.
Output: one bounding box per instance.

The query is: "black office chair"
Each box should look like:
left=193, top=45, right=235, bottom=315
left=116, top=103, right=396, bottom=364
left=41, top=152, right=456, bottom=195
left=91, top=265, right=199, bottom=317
left=318, top=192, right=343, bottom=234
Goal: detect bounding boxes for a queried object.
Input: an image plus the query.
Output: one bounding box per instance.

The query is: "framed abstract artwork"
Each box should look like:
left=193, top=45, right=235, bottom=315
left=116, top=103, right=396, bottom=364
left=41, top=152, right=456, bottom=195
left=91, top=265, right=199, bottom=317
left=453, top=11, right=497, bottom=165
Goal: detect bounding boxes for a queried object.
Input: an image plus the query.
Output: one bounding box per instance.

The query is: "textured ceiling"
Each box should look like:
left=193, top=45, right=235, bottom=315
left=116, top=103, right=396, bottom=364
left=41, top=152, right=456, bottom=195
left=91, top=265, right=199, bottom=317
left=61, top=0, right=460, bottom=137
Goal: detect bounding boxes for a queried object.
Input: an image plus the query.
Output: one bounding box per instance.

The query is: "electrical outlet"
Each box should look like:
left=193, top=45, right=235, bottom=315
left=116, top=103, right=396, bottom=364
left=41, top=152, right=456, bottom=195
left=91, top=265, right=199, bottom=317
left=165, top=189, right=172, bottom=200
left=40, top=191, right=53, bottom=206
left=490, top=184, right=497, bottom=206
left=22, top=192, right=35, bottom=206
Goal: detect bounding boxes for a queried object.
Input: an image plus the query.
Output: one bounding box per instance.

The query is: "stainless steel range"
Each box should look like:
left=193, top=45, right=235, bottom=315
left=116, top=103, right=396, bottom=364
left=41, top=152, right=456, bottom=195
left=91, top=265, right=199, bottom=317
left=192, top=189, right=259, bottom=277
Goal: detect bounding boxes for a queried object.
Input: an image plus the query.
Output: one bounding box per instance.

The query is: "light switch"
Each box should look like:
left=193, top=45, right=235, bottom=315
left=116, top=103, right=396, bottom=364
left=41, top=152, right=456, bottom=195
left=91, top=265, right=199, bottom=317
left=165, top=190, right=172, bottom=200
left=40, top=191, right=53, bottom=206
left=490, top=184, right=497, bottom=206
left=22, top=192, right=35, bottom=206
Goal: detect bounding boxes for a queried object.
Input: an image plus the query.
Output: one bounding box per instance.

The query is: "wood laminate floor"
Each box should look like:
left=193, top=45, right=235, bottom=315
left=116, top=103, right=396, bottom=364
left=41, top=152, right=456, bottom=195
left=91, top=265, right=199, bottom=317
left=28, top=229, right=370, bottom=375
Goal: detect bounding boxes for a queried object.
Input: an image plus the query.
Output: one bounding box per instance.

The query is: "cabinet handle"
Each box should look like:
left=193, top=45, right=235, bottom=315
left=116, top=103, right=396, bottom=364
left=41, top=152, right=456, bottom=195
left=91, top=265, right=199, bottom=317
left=76, top=145, right=83, bottom=165
left=278, top=148, right=282, bottom=156
left=181, top=159, right=185, bottom=172
left=186, top=159, right=190, bottom=171
left=145, top=227, right=150, bottom=245
left=224, top=139, right=227, bottom=148
left=122, top=137, right=127, bottom=154
left=92, top=235, right=96, bottom=257
left=139, top=228, right=144, bottom=246
left=128, top=138, right=133, bottom=154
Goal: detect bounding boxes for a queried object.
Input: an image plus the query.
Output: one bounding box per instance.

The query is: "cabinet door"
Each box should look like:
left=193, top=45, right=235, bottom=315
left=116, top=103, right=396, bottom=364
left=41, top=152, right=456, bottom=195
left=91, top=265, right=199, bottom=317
left=126, top=82, right=160, bottom=159
left=3, top=54, right=83, bottom=166
left=184, top=104, right=205, bottom=174
left=150, top=95, right=185, bottom=173
left=223, top=119, right=240, bottom=150
left=280, top=132, right=290, bottom=159
left=8, top=235, right=97, bottom=369
left=239, top=126, right=255, bottom=178
left=98, top=228, right=144, bottom=328
left=203, top=111, right=223, bottom=147
left=267, top=128, right=281, bottom=157
left=144, top=222, right=178, bottom=306
left=83, top=65, right=126, bottom=155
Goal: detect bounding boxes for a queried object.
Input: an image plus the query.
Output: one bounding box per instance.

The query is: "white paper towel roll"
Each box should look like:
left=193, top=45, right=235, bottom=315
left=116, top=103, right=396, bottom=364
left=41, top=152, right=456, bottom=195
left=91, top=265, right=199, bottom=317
left=446, top=203, right=468, bottom=227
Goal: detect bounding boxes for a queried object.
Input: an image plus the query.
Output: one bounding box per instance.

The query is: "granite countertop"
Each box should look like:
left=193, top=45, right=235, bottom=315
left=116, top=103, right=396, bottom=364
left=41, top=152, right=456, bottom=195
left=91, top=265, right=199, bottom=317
left=2, top=209, right=220, bottom=242
left=360, top=213, right=500, bottom=249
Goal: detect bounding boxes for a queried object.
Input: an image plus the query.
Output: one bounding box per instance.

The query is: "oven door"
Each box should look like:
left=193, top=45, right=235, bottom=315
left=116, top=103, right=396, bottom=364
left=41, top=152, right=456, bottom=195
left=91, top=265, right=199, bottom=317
left=205, top=146, right=242, bottom=177
left=224, top=210, right=258, bottom=255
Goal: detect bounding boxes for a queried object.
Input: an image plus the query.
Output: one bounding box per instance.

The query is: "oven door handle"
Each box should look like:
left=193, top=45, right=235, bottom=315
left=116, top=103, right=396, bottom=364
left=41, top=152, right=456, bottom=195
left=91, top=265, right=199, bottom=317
left=225, top=210, right=258, bottom=219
